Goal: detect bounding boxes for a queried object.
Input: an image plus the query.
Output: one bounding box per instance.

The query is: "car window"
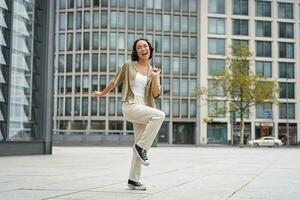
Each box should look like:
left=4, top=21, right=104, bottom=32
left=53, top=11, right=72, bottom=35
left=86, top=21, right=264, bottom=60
left=265, top=138, right=274, bottom=140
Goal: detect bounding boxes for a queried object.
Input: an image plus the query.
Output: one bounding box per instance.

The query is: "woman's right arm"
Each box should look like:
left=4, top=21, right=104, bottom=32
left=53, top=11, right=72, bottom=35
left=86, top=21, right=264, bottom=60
left=92, top=61, right=128, bottom=97
left=92, top=82, right=114, bottom=97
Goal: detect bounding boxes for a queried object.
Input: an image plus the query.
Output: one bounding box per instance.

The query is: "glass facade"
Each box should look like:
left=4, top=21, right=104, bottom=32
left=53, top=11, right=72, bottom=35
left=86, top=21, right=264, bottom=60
left=54, top=0, right=198, bottom=144
left=205, top=0, right=299, bottom=145
left=54, top=0, right=300, bottom=146
left=0, top=0, right=55, bottom=155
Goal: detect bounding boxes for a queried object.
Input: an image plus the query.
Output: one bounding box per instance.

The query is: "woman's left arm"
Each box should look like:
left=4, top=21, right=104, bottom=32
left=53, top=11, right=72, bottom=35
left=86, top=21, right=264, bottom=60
left=151, top=68, right=161, bottom=98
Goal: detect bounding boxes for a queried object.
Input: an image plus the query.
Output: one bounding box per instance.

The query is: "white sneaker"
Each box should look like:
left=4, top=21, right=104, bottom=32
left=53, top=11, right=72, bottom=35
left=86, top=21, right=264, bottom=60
left=134, top=144, right=150, bottom=166
left=127, top=179, right=147, bottom=191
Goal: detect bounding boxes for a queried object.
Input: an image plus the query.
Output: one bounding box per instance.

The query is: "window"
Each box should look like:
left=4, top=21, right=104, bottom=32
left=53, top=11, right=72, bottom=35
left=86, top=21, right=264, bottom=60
left=146, top=13, right=153, bottom=31
left=190, top=16, right=197, bottom=33
left=60, top=0, right=66, bottom=9
left=181, top=100, right=188, bottom=117
left=173, top=0, right=180, bottom=11
left=163, top=78, right=170, bottom=95
left=232, top=40, right=248, bottom=53
left=256, top=102, right=272, bottom=118
left=101, top=11, right=108, bottom=28
left=256, top=0, right=271, bottom=17
left=279, top=103, right=295, bottom=119
left=137, top=13, right=144, bottom=30
left=163, top=57, right=170, bottom=74
left=91, top=96, right=97, bottom=116
left=279, top=62, right=294, bottom=79
left=208, top=18, right=225, bottom=34
left=278, top=3, right=293, bottom=19
left=181, top=58, right=188, bottom=75
left=190, top=58, right=197, bottom=75
left=190, top=0, right=197, bottom=13
left=190, top=37, right=197, bottom=56
left=68, top=0, right=74, bottom=9
left=67, top=33, right=73, bottom=51
left=232, top=19, right=248, bottom=35
left=75, top=75, right=80, bottom=93
left=155, top=14, right=162, bottom=31
left=83, top=32, right=89, bottom=50
left=59, top=13, right=66, bottom=30
left=137, top=0, right=144, bottom=9
left=190, top=100, right=196, bottom=117
left=208, top=80, right=224, bottom=96
left=208, top=59, right=225, bottom=75
left=66, top=54, right=72, bottom=72
left=190, top=79, right=197, bottom=95
left=172, top=99, right=179, bottom=117
left=162, top=36, right=170, bottom=53
left=278, top=23, right=294, bottom=38
left=65, top=97, right=71, bottom=116
left=74, top=97, right=80, bottom=116
left=162, top=99, right=170, bottom=117
left=82, top=75, right=89, bottom=93
left=163, top=0, right=171, bottom=11
left=66, top=76, right=72, bottom=93
left=92, top=32, right=99, bottom=50
left=209, top=0, right=225, bottom=14
left=279, top=42, right=294, bottom=58
left=93, top=11, right=99, bottom=28
left=76, top=32, right=81, bottom=50
left=279, top=82, right=294, bottom=99
left=99, top=97, right=105, bottom=116
left=256, top=41, right=271, bottom=57
left=208, top=38, right=225, bottom=55
left=208, top=101, right=225, bottom=118
left=118, top=12, right=125, bottom=29
left=83, top=54, right=89, bottom=72
left=173, top=37, right=180, bottom=53
left=233, top=0, right=248, bottom=15
left=128, top=0, right=135, bottom=8
left=84, top=11, right=90, bottom=29
left=75, top=54, right=81, bottom=72
left=182, top=79, right=188, bottom=96
left=256, top=21, right=271, bottom=37
left=92, top=53, right=98, bottom=72
left=163, top=14, right=171, bottom=32
left=256, top=61, right=272, bottom=77
left=173, top=15, right=180, bottom=32
left=181, top=16, right=188, bottom=33
left=173, top=78, right=180, bottom=96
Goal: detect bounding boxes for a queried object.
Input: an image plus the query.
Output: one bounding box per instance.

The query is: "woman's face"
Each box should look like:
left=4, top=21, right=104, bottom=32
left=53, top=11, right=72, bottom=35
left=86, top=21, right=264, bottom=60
left=136, top=40, right=150, bottom=61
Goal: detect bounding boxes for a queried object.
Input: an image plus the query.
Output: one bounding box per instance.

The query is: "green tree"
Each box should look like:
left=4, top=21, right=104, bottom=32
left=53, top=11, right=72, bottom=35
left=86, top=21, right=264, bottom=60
left=196, top=43, right=278, bottom=146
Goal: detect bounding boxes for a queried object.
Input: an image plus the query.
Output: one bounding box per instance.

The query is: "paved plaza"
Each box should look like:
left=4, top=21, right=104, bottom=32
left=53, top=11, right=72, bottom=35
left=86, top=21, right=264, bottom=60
left=0, top=146, right=300, bottom=200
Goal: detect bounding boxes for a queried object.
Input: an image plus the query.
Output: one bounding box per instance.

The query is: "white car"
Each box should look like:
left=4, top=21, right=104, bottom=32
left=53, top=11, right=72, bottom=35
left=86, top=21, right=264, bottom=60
left=248, top=136, right=283, bottom=147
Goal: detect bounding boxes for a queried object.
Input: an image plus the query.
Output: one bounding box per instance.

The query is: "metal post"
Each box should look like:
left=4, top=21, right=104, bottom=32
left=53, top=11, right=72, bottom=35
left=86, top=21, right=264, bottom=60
left=286, top=78, right=290, bottom=146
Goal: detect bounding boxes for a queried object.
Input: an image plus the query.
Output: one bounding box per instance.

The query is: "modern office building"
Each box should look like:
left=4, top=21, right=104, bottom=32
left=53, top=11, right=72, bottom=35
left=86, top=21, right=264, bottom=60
left=54, top=0, right=300, bottom=146
left=0, top=0, right=56, bottom=156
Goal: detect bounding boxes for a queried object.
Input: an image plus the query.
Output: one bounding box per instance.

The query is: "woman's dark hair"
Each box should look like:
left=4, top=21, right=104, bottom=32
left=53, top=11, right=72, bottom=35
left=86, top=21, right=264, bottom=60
left=131, top=38, right=154, bottom=61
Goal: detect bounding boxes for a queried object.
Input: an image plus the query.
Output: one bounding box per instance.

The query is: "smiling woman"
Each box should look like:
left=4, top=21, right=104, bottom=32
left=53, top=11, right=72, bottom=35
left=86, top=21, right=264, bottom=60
left=92, top=38, right=165, bottom=191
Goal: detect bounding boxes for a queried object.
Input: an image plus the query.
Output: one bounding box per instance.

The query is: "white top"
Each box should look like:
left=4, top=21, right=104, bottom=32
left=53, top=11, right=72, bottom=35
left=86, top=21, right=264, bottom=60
left=131, top=72, right=147, bottom=97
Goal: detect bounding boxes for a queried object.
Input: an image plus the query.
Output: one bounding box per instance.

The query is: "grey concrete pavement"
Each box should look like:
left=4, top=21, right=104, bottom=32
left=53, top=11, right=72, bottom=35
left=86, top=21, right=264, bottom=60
left=0, top=146, right=300, bottom=200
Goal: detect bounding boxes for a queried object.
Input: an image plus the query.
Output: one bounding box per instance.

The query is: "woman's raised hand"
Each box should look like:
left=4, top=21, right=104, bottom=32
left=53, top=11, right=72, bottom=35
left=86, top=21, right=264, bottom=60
left=151, top=67, right=161, bottom=78
left=92, top=90, right=104, bottom=97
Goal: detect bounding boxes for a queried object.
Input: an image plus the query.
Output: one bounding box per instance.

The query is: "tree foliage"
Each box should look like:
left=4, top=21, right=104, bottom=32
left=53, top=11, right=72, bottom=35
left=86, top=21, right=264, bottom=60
left=196, top=43, right=278, bottom=146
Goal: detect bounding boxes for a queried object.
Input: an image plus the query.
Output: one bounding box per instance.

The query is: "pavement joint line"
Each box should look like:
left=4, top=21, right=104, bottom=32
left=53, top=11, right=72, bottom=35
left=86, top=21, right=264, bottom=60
left=87, top=190, right=152, bottom=195
left=46, top=173, right=112, bottom=185
left=40, top=181, right=122, bottom=200
left=0, top=188, right=23, bottom=194
left=139, top=174, right=212, bottom=200
left=224, top=159, right=279, bottom=200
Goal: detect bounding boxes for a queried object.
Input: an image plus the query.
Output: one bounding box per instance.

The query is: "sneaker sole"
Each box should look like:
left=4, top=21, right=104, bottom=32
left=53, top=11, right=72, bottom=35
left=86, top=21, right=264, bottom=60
left=127, top=184, right=147, bottom=191
left=133, top=146, right=150, bottom=166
